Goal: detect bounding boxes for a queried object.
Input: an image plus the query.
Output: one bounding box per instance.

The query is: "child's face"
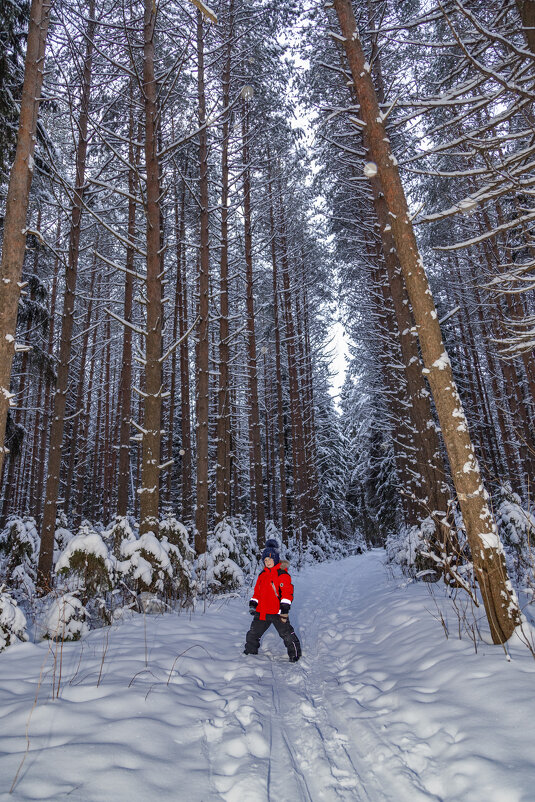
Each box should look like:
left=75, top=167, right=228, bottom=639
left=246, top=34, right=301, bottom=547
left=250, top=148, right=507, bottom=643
left=264, top=556, right=274, bottom=568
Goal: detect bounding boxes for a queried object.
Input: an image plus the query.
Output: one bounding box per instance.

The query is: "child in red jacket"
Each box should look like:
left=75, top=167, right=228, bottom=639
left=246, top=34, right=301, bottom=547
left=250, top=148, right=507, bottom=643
left=244, top=539, right=301, bottom=662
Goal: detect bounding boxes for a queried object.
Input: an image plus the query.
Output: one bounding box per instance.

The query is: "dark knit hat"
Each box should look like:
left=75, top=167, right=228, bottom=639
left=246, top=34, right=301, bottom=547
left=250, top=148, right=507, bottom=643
left=261, top=538, right=280, bottom=565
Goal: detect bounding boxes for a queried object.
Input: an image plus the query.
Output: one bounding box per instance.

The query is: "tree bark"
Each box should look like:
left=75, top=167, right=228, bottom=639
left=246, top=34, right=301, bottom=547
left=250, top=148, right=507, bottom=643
left=64, top=262, right=97, bottom=517
left=215, top=2, right=234, bottom=522
left=74, top=293, right=99, bottom=528
left=356, top=15, right=452, bottom=531
left=177, top=171, right=193, bottom=524
left=117, top=95, right=139, bottom=518
left=138, top=0, right=163, bottom=536
left=267, top=174, right=288, bottom=539
left=278, top=195, right=308, bottom=548
left=195, top=9, right=210, bottom=553
left=242, top=96, right=266, bottom=546
left=0, top=0, right=51, bottom=476
left=38, top=2, right=96, bottom=588
left=332, top=0, right=521, bottom=643
left=34, top=217, right=61, bottom=523
left=516, top=0, right=535, bottom=54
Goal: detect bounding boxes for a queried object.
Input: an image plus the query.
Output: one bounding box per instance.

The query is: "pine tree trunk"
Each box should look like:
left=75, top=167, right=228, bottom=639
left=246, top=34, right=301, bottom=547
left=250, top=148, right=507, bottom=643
left=64, top=264, right=97, bottom=517
left=366, top=243, right=418, bottom=525
left=34, top=217, right=61, bottom=523
left=372, top=182, right=451, bottom=526
left=74, top=300, right=99, bottom=529
left=356, top=22, right=452, bottom=532
left=102, top=316, right=113, bottom=523
left=91, top=362, right=104, bottom=523
left=12, top=209, right=43, bottom=515
left=215, top=4, right=234, bottom=521
left=242, top=97, right=265, bottom=546
left=139, top=0, right=163, bottom=536
left=166, top=168, right=182, bottom=509
left=300, top=277, right=321, bottom=525
left=177, top=173, right=193, bottom=524
left=267, top=175, right=288, bottom=539
left=195, top=9, right=210, bottom=553
left=333, top=0, right=521, bottom=643
left=278, top=196, right=308, bottom=547
left=0, top=0, right=51, bottom=476
left=516, top=0, right=535, bottom=54
left=117, top=97, right=138, bottom=517
left=37, top=3, right=96, bottom=588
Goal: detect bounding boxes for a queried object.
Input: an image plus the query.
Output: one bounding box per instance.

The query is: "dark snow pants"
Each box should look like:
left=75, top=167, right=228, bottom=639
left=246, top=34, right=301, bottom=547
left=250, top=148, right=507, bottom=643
left=245, top=614, right=301, bottom=660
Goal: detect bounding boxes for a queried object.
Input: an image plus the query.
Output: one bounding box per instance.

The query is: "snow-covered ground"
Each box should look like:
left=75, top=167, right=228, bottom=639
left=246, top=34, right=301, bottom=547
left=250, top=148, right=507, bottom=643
left=1, top=549, right=534, bottom=801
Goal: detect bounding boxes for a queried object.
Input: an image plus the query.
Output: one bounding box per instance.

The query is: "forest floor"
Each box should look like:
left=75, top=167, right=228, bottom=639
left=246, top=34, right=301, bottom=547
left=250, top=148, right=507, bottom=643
left=1, top=549, right=534, bottom=801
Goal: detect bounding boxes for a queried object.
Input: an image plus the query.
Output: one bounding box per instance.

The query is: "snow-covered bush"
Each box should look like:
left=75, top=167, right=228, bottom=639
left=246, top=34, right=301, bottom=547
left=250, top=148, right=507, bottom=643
left=351, top=527, right=368, bottom=555
left=386, top=517, right=441, bottom=580
left=55, top=523, right=114, bottom=604
left=0, top=516, right=39, bottom=596
left=225, top=516, right=257, bottom=577
left=496, top=485, right=535, bottom=591
left=53, top=512, right=74, bottom=565
left=282, top=532, right=299, bottom=566
left=41, top=592, right=88, bottom=642
left=159, top=516, right=196, bottom=603
left=104, top=515, right=137, bottom=560
left=201, top=519, right=244, bottom=593
left=120, top=531, right=173, bottom=597
left=303, top=523, right=329, bottom=564
left=0, top=587, right=28, bottom=651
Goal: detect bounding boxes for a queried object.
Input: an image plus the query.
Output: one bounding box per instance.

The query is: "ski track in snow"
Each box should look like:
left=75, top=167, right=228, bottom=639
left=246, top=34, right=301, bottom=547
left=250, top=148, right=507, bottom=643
left=1, top=550, right=535, bottom=801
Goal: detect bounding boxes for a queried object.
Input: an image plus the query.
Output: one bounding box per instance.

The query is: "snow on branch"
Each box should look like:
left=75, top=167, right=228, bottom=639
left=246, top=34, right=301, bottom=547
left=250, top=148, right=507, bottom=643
left=434, top=210, right=535, bottom=251
left=105, top=308, right=147, bottom=337
left=159, top=315, right=201, bottom=363
left=96, top=251, right=146, bottom=282
left=439, top=306, right=461, bottom=325
left=188, top=0, right=217, bottom=23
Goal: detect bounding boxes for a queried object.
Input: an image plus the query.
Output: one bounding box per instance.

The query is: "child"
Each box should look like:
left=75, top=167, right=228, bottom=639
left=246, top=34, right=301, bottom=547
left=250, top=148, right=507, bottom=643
left=244, top=538, right=301, bottom=663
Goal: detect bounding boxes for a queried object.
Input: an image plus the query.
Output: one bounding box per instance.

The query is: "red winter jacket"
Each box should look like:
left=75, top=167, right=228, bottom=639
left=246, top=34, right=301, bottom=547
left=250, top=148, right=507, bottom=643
left=250, top=561, right=294, bottom=620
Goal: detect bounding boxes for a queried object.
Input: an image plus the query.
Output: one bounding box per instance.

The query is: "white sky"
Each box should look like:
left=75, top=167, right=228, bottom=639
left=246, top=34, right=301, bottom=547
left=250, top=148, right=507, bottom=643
left=327, top=320, right=349, bottom=410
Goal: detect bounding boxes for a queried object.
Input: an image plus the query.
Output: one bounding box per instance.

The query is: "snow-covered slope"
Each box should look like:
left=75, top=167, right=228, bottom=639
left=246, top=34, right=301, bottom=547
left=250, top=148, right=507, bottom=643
left=1, top=550, right=534, bottom=801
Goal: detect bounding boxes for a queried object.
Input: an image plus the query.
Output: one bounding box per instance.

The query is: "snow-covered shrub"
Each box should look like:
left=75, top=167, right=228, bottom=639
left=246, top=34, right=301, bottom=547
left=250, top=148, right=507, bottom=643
left=137, top=591, right=166, bottom=614
left=385, top=517, right=441, bottom=580
left=224, top=516, right=257, bottom=577
left=120, top=531, right=173, bottom=597
left=265, top=519, right=280, bottom=543
left=0, top=516, right=39, bottom=596
left=282, top=532, right=298, bottom=566
left=159, top=517, right=196, bottom=603
left=202, top=519, right=244, bottom=593
left=0, top=587, right=28, bottom=651
left=55, top=523, right=113, bottom=604
left=41, top=592, right=88, bottom=642
left=351, top=527, right=368, bottom=555
left=496, top=485, right=535, bottom=591
left=303, top=523, right=329, bottom=564
left=104, top=515, right=137, bottom=560
left=53, top=512, right=74, bottom=564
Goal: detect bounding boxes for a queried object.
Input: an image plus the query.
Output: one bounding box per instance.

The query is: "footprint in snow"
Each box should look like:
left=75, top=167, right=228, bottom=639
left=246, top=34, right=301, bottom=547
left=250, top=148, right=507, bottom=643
left=300, top=700, right=317, bottom=720
left=234, top=705, right=256, bottom=727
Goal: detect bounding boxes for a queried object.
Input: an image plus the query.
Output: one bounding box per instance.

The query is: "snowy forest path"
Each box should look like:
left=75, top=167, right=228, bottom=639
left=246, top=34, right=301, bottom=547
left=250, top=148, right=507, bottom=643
left=267, top=557, right=374, bottom=802
left=2, top=551, right=535, bottom=802
left=257, top=553, right=438, bottom=802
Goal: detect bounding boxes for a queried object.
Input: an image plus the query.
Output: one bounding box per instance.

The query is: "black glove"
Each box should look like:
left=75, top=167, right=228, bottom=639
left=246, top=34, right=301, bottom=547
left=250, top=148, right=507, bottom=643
left=280, top=602, right=290, bottom=615
left=249, top=600, right=258, bottom=615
